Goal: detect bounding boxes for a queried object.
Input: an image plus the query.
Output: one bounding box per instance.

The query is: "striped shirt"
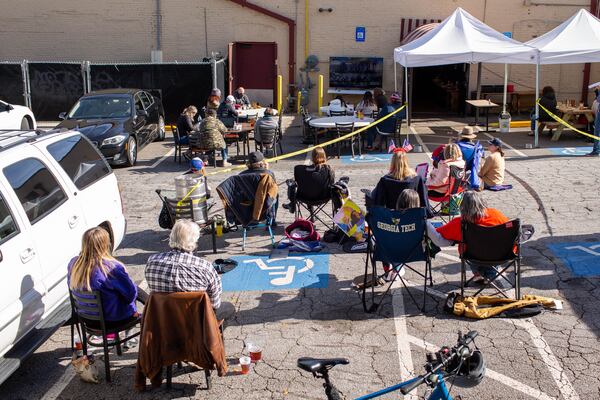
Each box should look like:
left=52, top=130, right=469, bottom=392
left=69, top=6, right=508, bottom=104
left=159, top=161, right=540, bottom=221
left=145, top=250, right=222, bottom=309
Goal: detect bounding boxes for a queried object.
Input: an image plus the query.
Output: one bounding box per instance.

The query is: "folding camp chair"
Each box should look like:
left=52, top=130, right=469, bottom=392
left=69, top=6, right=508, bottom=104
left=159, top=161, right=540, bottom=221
left=460, top=219, right=522, bottom=299
left=293, top=165, right=336, bottom=230
left=428, top=165, right=469, bottom=222
left=361, top=207, right=432, bottom=313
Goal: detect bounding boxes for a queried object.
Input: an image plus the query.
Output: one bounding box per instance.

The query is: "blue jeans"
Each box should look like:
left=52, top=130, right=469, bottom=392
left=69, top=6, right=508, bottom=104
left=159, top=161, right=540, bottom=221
left=221, top=147, right=229, bottom=161
left=366, top=127, right=377, bottom=147
left=592, top=113, right=600, bottom=154
left=470, top=263, right=499, bottom=280
left=178, top=135, right=189, bottom=145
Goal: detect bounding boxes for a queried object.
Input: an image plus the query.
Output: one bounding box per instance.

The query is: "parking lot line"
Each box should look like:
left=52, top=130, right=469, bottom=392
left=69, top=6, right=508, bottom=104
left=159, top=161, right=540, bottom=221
left=392, top=287, right=418, bottom=400
left=148, top=148, right=175, bottom=169
left=40, top=367, right=75, bottom=400
left=409, top=125, right=432, bottom=156
left=407, top=335, right=558, bottom=400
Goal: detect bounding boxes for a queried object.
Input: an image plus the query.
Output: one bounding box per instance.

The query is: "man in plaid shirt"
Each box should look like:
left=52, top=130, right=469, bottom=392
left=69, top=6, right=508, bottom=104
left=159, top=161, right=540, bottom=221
left=145, top=220, right=222, bottom=309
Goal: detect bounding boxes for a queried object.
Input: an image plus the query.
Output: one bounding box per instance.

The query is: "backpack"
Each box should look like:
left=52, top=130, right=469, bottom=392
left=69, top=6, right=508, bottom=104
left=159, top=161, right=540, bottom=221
left=158, top=203, right=174, bottom=229
left=284, top=219, right=320, bottom=242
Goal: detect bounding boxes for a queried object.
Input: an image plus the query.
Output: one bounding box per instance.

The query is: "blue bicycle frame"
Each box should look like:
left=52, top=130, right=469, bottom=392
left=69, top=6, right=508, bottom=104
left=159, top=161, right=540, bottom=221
left=355, top=373, right=452, bottom=400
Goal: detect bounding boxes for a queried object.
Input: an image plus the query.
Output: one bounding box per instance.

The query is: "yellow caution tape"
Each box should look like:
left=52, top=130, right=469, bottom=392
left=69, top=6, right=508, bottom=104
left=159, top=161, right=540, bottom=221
left=177, top=104, right=407, bottom=206
left=536, top=101, right=599, bottom=141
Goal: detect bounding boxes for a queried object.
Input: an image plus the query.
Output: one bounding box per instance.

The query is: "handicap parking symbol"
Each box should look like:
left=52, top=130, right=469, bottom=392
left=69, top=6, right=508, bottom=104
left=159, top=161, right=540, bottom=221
left=548, top=147, right=592, bottom=156
left=341, top=153, right=392, bottom=164
left=547, top=242, right=600, bottom=277
left=221, top=253, right=329, bottom=291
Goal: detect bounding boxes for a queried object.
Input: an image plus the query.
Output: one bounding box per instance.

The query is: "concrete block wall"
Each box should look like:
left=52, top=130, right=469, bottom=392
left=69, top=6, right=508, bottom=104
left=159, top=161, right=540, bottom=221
left=0, top=0, right=596, bottom=108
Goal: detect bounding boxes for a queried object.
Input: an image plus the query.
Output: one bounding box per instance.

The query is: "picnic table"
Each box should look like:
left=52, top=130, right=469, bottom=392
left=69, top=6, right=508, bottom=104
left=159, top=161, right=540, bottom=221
left=550, top=105, right=595, bottom=141
left=465, top=99, right=500, bottom=133
left=224, top=122, right=254, bottom=158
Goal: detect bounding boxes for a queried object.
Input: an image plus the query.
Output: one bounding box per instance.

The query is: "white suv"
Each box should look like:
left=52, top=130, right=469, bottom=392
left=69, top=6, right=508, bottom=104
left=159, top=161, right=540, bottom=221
left=0, top=129, right=125, bottom=383
left=0, top=100, right=36, bottom=130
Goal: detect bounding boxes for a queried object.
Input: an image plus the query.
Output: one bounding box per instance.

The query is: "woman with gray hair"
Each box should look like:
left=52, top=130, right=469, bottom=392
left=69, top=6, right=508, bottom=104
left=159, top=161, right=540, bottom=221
left=432, top=190, right=510, bottom=282
left=145, top=220, right=222, bottom=308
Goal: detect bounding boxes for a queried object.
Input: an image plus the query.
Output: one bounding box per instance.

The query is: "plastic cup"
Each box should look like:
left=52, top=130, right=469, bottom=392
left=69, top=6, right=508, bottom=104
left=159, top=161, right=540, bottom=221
left=239, top=356, right=251, bottom=374
left=248, top=344, right=262, bottom=362
left=215, top=221, right=223, bottom=237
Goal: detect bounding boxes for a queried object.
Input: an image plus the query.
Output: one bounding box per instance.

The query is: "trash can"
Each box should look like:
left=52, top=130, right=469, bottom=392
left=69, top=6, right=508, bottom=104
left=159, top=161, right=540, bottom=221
left=174, top=174, right=209, bottom=223
left=499, top=111, right=511, bottom=133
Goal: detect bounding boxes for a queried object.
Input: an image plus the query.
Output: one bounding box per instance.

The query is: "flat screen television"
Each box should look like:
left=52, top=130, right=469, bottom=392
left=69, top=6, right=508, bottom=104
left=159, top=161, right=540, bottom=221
left=329, top=57, right=384, bottom=89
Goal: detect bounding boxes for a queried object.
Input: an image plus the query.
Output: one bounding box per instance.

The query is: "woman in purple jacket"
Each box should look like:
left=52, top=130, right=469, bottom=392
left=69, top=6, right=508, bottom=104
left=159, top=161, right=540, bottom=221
left=68, top=227, right=138, bottom=324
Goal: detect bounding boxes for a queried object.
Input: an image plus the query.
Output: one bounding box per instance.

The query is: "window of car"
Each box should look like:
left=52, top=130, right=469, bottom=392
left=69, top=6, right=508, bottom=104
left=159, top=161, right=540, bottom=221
left=140, top=92, right=154, bottom=109
left=0, top=192, right=19, bottom=245
left=134, top=94, right=145, bottom=112
left=3, top=158, right=68, bottom=224
left=46, top=135, right=111, bottom=190
left=67, top=96, right=131, bottom=119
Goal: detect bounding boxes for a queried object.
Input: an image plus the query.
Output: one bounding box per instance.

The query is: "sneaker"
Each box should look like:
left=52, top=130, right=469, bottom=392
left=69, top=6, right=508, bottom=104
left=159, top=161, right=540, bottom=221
left=585, top=152, right=600, bottom=157
left=222, top=161, right=232, bottom=167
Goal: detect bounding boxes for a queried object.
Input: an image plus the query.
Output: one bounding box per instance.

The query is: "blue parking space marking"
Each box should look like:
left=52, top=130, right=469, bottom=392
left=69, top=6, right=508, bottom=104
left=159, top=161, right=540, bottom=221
left=340, top=153, right=392, bottom=164
left=547, top=242, right=600, bottom=277
left=547, top=147, right=592, bottom=156
left=221, top=253, right=329, bottom=291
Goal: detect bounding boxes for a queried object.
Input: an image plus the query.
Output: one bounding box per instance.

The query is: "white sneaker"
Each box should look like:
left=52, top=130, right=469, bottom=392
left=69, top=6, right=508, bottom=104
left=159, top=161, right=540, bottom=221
left=222, top=161, right=232, bottom=167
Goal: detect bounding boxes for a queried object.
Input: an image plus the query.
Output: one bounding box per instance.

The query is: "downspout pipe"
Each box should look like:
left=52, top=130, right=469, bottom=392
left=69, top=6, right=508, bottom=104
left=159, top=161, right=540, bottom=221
left=228, top=0, right=296, bottom=85
left=582, top=0, right=598, bottom=103
left=156, top=0, right=162, bottom=50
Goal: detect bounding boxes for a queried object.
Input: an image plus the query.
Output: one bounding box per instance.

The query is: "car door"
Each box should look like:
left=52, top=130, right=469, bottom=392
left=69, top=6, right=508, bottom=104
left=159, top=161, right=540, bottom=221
left=141, top=91, right=159, bottom=141
left=0, top=100, right=20, bottom=130
left=133, top=93, right=149, bottom=145
left=0, top=153, right=86, bottom=315
left=0, top=184, right=45, bottom=357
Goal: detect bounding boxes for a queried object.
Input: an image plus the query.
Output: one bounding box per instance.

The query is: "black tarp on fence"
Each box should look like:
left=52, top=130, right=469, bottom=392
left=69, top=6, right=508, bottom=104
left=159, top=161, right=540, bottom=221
left=28, top=63, right=84, bottom=121
left=0, top=64, right=25, bottom=106
left=90, top=64, right=214, bottom=123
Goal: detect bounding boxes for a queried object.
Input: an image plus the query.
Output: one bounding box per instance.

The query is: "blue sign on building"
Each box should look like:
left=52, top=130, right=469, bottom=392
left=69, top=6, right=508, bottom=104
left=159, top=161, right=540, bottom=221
left=547, top=242, right=600, bottom=277
left=221, top=253, right=329, bottom=292
left=356, top=26, right=366, bottom=42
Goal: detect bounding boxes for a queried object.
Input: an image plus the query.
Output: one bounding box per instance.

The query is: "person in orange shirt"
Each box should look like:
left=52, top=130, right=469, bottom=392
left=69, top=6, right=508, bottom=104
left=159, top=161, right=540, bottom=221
left=432, top=190, right=509, bottom=283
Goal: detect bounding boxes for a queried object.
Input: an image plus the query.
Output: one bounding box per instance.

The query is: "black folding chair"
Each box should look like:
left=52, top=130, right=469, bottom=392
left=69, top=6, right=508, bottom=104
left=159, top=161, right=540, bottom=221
left=329, top=109, right=346, bottom=116
left=361, top=207, right=432, bottom=313
left=335, top=121, right=356, bottom=159
left=255, top=126, right=279, bottom=159
left=460, top=219, right=522, bottom=299
left=172, top=127, right=187, bottom=164
left=188, top=135, right=218, bottom=168
left=293, top=165, right=336, bottom=230
left=70, top=290, right=141, bottom=382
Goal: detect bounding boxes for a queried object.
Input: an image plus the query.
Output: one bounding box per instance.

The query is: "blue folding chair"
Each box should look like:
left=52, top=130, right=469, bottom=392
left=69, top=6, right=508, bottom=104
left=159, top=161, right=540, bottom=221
left=362, top=207, right=432, bottom=313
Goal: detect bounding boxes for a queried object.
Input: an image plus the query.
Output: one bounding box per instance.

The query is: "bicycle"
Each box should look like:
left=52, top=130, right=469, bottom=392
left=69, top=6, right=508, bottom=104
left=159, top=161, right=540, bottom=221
left=297, top=331, right=484, bottom=400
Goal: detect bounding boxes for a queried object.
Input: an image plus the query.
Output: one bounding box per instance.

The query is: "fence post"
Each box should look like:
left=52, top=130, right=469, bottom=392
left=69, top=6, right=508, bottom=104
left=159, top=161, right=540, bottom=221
left=277, top=75, right=282, bottom=114
left=21, top=60, right=31, bottom=109
left=212, top=58, right=217, bottom=91
left=81, top=61, right=91, bottom=94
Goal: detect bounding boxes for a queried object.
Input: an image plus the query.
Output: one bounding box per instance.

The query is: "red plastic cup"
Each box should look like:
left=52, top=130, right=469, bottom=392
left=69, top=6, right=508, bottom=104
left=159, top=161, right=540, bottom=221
left=248, top=344, right=262, bottom=362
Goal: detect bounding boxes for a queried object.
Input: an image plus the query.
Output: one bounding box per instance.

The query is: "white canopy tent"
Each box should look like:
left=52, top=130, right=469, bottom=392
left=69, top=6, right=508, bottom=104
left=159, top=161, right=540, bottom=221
left=393, top=8, right=541, bottom=144
left=527, top=9, right=600, bottom=65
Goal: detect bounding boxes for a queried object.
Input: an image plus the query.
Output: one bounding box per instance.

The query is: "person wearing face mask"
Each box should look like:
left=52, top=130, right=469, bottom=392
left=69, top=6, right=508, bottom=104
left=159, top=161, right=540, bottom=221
left=587, top=83, right=600, bottom=156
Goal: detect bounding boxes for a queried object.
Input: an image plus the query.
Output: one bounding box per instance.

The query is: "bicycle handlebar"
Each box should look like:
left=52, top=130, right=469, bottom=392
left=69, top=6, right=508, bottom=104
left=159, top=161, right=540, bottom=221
left=399, top=331, right=478, bottom=395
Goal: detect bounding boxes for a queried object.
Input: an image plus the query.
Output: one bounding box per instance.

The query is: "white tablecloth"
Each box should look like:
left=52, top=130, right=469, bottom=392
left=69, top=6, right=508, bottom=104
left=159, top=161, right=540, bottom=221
left=237, top=107, right=267, bottom=118
left=309, top=116, right=374, bottom=129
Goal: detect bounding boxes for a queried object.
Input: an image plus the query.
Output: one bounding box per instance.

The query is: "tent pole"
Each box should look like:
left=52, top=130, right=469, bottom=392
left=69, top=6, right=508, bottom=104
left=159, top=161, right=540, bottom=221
left=503, top=64, right=508, bottom=113
left=475, top=62, right=482, bottom=124
left=405, top=66, right=410, bottom=127
left=534, top=61, right=540, bottom=148
left=394, top=62, right=398, bottom=92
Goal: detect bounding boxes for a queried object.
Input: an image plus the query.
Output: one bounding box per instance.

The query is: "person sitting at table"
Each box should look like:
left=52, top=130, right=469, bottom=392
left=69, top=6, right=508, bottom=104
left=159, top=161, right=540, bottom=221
left=233, top=86, right=251, bottom=107
left=145, top=220, right=223, bottom=311
left=68, top=227, right=140, bottom=324
left=254, top=107, right=279, bottom=145
left=356, top=91, right=377, bottom=118
left=217, top=95, right=239, bottom=118
left=427, top=143, right=465, bottom=197
left=433, top=190, right=510, bottom=283
left=198, top=108, right=231, bottom=167
left=330, top=95, right=347, bottom=108
left=206, top=88, right=221, bottom=112
left=373, top=88, right=385, bottom=99
left=176, top=105, right=199, bottom=146
left=328, top=98, right=346, bottom=115
left=369, top=94, right=397, bottom=151
left=478, top=138, right=506, bottom=188
left=529, top=86, right=557, bottom=136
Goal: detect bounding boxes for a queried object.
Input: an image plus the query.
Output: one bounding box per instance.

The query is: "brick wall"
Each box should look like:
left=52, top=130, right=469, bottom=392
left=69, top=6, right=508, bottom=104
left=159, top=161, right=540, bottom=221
left=0, top=0, right=595, bottom=107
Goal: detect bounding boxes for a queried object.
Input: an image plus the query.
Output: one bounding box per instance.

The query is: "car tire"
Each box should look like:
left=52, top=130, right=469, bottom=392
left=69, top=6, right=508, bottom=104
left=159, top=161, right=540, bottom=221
left=155, top=116, right=165, bottom=142
left=125, top=136, right=137, bottom=167
left=20, top=117, right=31, bottom=130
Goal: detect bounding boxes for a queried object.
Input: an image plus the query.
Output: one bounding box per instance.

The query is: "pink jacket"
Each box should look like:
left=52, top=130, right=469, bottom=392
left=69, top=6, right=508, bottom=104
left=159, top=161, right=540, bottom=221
left=428, top=158, right=465, bottom=192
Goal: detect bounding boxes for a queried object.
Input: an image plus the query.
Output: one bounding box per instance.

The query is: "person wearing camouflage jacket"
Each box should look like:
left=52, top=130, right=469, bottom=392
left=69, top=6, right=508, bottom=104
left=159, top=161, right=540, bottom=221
left=196, top=108, right=230, bottom=166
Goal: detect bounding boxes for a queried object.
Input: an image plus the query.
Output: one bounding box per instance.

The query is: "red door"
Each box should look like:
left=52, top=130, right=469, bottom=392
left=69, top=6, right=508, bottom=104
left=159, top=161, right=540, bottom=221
left=229, top=42, right=277, bottom=106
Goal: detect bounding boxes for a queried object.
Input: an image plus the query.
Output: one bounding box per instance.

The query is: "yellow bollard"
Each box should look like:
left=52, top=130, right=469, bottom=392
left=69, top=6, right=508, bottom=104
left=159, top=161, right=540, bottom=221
left=318, top=75, right=323, bottom=116
left=297, top=90, right=302, bottom=114
left=277, top=75, right=282, bottom=114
